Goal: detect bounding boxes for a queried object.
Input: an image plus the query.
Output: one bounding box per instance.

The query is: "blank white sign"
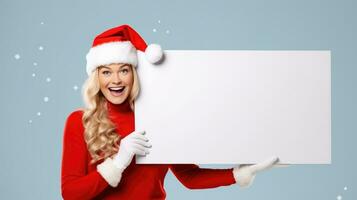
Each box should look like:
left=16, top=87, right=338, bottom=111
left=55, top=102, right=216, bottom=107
left=135, top=50, right=331, bottom=164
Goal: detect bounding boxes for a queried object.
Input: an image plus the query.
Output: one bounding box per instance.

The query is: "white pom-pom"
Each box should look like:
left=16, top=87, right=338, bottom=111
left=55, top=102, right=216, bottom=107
left=145, top=44, right=163, bottom=64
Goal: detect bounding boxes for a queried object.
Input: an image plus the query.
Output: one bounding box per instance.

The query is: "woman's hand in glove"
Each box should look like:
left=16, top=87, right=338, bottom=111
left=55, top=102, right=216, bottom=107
left=233, top=156, right=279, bottom=188
left=112, top=130, right=152, bottom=170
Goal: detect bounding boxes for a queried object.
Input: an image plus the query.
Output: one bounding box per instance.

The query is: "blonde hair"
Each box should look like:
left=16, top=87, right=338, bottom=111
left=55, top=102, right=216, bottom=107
left=81, top=64, right=140, bottom=164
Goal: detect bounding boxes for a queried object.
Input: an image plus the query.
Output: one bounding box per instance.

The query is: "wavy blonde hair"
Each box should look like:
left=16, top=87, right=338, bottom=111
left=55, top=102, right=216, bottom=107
left=81, top=64, right=140, bottom=164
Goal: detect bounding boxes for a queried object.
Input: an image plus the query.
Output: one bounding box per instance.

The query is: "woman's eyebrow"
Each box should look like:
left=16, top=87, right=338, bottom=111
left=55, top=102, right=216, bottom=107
left=100, top=66, right=110, bottom=70
left=120, top=64, right=130, bottom=69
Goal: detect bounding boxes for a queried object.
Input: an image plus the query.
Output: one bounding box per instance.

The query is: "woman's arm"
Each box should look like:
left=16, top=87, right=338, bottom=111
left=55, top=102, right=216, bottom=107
left=61, top=111, right=112, bottom=200
left=169, top=164, right=236, bottom=189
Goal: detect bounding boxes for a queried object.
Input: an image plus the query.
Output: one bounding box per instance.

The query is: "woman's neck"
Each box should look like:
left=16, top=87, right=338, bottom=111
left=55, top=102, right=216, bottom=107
left=106, top=99, right=132, bottom=114
left=105, top=98, right=135, bottom=137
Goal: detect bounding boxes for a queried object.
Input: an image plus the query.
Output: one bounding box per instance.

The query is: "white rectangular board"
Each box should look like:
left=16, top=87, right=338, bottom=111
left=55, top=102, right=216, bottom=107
left=135, top=50, right=331, bottom=164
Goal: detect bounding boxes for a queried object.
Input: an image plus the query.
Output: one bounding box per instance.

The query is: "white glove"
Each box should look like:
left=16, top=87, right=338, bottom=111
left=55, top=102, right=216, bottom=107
left=112, top=130, right=152, bottom=170
left=233, top=156, right=279, bottom=188
left=97, top=130, right=152, bottom=187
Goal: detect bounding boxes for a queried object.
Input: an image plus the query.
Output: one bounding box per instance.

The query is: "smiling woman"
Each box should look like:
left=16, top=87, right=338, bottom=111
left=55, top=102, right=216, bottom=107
left=60, top=24, right=279, bottom=200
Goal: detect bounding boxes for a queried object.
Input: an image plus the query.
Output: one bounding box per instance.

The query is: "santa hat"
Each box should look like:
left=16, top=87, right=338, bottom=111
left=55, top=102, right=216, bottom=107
left=86, top=24, right=163, bottom=75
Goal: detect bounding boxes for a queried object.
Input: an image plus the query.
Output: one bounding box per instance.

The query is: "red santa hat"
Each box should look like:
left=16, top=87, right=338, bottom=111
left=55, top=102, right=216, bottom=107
left=86, top=24, right=163, bottom=75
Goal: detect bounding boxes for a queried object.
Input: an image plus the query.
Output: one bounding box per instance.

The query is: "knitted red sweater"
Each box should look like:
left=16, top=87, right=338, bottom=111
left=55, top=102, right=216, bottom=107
left=61, top=100, right=236, bottom=199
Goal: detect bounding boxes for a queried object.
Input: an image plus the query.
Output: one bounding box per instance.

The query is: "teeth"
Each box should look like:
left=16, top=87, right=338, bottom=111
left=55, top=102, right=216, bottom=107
left=109, top=87, right=124, bottom=91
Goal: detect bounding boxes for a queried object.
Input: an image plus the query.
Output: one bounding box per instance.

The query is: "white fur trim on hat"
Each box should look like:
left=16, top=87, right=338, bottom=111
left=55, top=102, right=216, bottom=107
left=97, top=157, right=125, bottom=187
left=145, top=44, right=163, bottom=64
left=86, top=41, right=138, bottom=76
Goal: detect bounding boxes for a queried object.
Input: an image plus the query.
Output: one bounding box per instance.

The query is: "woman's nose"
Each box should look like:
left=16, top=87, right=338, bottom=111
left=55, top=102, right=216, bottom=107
left=111, top=73, right=121, bottom=84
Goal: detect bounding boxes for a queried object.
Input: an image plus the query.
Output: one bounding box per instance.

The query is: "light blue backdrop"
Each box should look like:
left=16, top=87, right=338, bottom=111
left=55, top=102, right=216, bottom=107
left=0, top=0, right=355, bottom=199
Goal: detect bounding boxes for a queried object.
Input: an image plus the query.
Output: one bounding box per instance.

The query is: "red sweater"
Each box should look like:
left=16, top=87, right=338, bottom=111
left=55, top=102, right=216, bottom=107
left=61, top=100, right=236, bottom=199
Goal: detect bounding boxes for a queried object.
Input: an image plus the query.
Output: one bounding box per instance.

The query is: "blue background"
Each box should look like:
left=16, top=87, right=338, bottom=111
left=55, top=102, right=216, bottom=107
left=0, top=0, right=355, bottom=199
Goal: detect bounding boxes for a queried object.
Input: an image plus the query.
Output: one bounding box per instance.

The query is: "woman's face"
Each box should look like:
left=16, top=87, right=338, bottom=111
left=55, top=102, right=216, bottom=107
left=98, top=63, right=134, bottom=104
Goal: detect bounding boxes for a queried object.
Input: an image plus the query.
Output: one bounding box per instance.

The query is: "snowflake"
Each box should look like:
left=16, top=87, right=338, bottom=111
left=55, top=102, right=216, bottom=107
left=38, top=46, right=44, bottom=51
left=32, top=73, right=36, bottom=77
left=37, top=112, right=41, bottom=116
left=33, top=62, right=38, bottom=66
left=158, top=20, right=161, bottom=24
left=153, top=28, right=157, bottom=33
left=44, top=97, right=49, bottom=102
left=344, top=186, right=347, bottom=191
left=73, top=85, right=79, bottom=90
left=29, top=120, right=32, bottom=124
left=166, top=30, right=170, bottom=35
left=46, top=77, right=51, bottom=82
left=14, top=54, right=20, bottom=60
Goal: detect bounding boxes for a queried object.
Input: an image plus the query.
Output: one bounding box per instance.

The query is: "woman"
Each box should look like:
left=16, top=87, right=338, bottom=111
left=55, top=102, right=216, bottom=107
left=61, top=24, right=279, bottom=199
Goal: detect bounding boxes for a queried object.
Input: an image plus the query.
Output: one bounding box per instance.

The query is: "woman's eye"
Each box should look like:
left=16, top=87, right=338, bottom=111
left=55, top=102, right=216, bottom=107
left=121, top=69, right=129, bottom=74
left=102, top=71, right=111, bottom=75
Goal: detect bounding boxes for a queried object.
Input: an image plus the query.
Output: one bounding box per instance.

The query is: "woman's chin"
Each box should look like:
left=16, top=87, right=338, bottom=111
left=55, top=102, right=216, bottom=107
left=107, top=94, right=129, bottom=105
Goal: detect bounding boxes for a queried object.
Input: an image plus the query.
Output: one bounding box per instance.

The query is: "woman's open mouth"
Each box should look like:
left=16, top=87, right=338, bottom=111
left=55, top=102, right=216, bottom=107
left=109, top=86, right=125, bottom=97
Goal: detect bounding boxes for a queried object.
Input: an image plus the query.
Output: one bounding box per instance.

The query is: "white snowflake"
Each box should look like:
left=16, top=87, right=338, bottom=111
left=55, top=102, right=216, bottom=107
left=158, top=20, right=161, bottom=24
left=32, top=73, right=36, bottom=77
left=40, top=22, right=44, bottom=25
left=73, top=85, right=79, bottom=90
left=33, top=62, right=38, bottom=66
left=37, top=112, right=41, bottom=116
left=344, top=186, right=347, bottom=191
left=46, top=77, right=51, bottom=82
left=337, top=195, right=342, bottom=200
left=29, top=120, right=32, bottom=124
left=14, top=54, right=20, bottom=60
left=166, top=30, right=170, bottom=35
left=43, top=97, right=49, bottom=102
left=38, top=46, right=44, bottom=51
left=153, top=28, right=157, bottom=33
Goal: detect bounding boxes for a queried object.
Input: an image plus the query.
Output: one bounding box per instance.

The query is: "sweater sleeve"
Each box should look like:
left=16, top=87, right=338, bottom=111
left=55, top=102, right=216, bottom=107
left=169, top=164, right=236, bottom=189
left=61, top=110, right=110, bottom=200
